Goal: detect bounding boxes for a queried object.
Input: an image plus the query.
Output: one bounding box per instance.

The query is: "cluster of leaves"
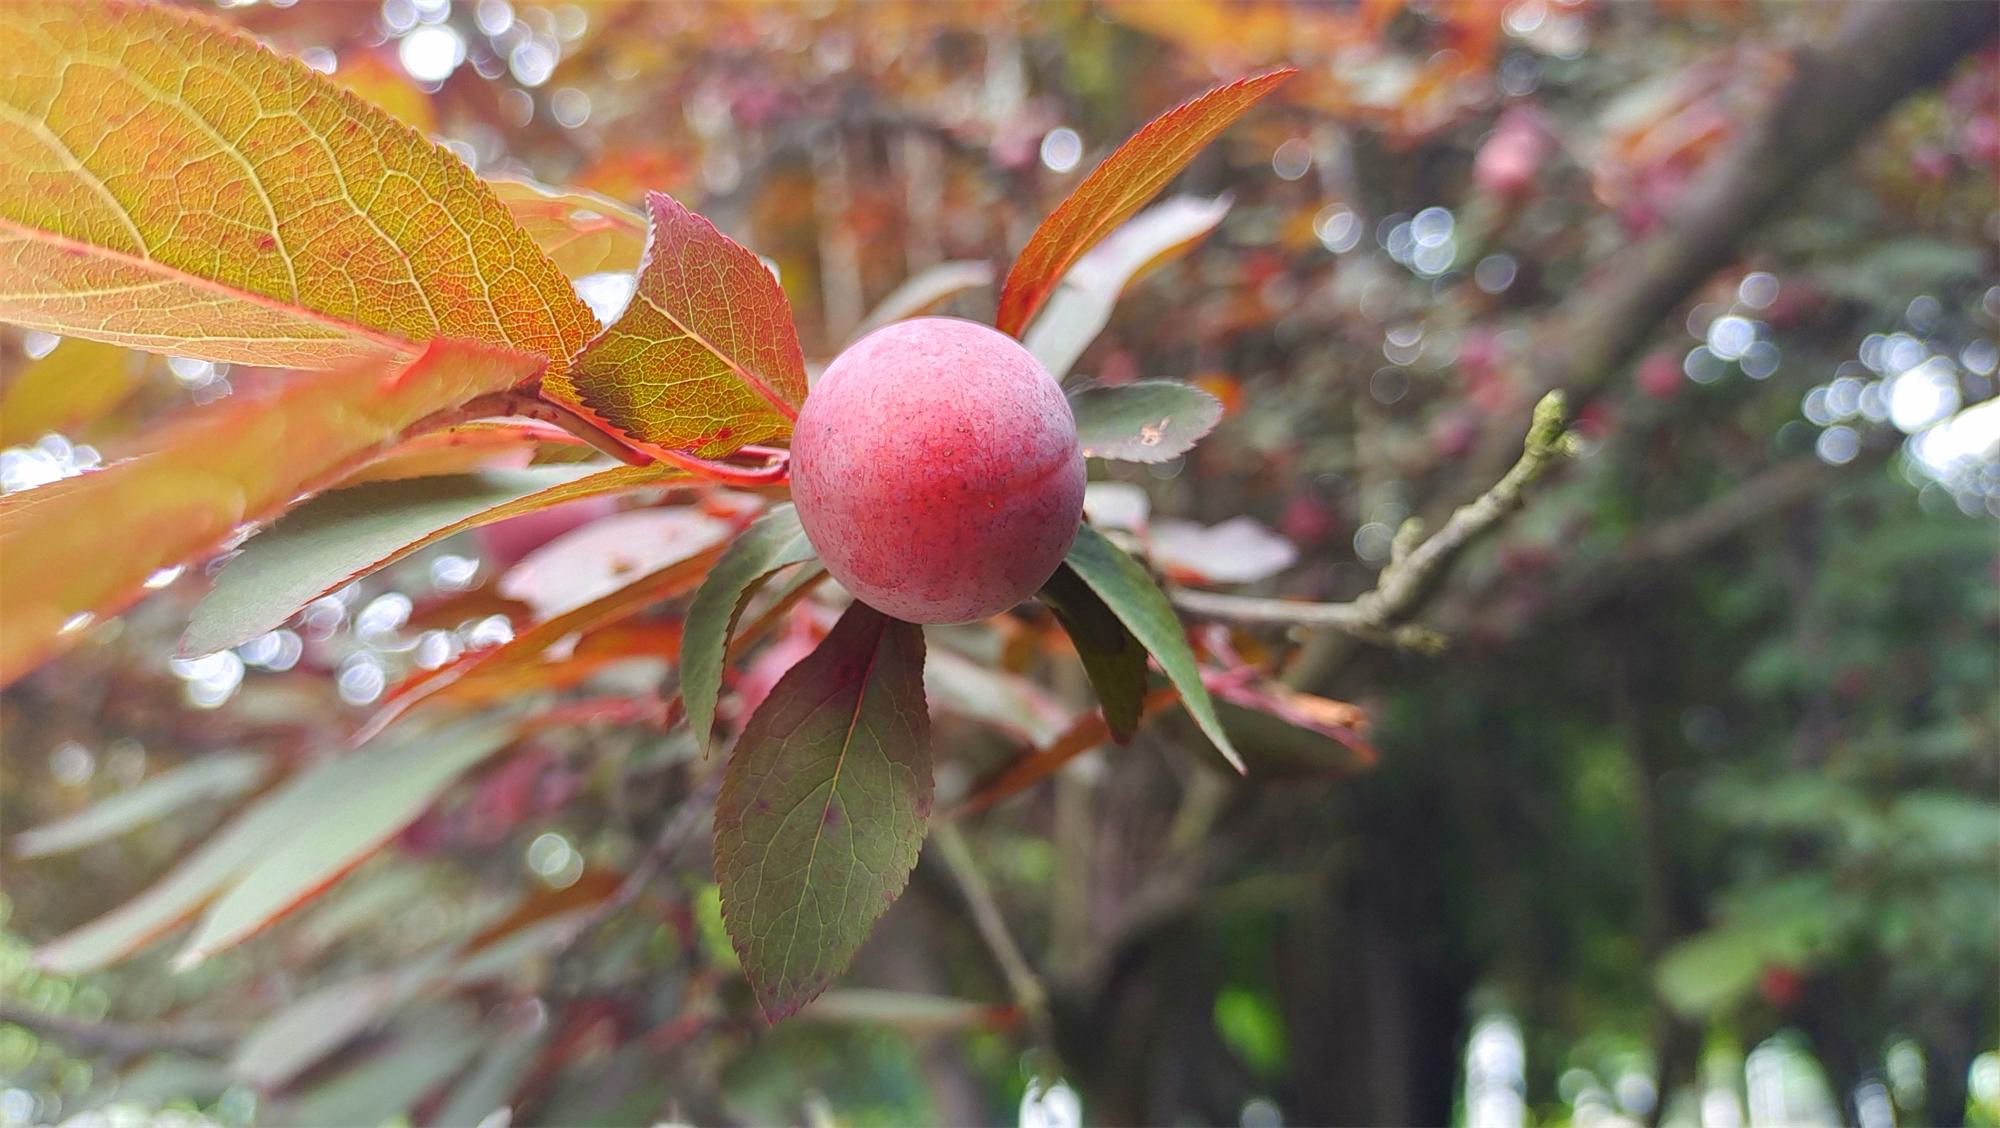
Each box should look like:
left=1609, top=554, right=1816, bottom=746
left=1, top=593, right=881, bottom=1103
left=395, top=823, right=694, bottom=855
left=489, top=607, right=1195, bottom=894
left=0, top=0, right=1348, bottom=1035
left=4, top=1, right=1994, bottom=1124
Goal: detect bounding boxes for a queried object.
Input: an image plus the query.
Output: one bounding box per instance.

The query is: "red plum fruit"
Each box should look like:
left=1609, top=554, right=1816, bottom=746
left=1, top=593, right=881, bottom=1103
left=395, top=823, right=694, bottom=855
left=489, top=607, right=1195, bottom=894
left=790, top=317, right=1085, bottom=623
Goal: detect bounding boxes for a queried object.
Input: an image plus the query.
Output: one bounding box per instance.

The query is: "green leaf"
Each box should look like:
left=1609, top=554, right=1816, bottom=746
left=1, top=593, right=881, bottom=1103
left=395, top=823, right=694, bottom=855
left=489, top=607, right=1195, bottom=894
left=11, top=752, right=269, bottom=859
left=1655, top=877, right=1833, bottom=1018
left=281, top=1004, right=484, bottom=1128
left=431, top=1009, right=548, bottom=1128
left=1024, top=196, right=1231, bottom=380
left=1062, top=524, right=1243, bottom=773
left=183, top=463, right=684, bottom=656
left=1070, top=381, right=1225, bottom=465
left=1038, top=564, right=1146, bottom=743
left=681, top=503, right=817, bottom=755
left=230, top=972, right=408, bottom=1089
left=34, top=744, right=381, bottom=973
left=714, top=601, right=932, bottom=1021
left=173, top=719, right=517, bottom=968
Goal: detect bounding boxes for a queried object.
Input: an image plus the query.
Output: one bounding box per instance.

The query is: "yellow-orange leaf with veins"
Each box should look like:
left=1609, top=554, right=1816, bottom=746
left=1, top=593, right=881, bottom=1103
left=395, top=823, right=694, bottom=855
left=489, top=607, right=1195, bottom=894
left=0, top=341, right=545, bottom=685
left=0, top=0, right=595, bottom=378
left=570, top=192, right=808, bottom=457
left=993, top=68, right=1295, bottom=337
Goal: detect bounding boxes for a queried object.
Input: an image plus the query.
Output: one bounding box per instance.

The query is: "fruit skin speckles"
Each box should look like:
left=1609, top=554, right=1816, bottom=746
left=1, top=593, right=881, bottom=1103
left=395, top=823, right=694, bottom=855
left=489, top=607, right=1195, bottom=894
left=791, top=317, right=1086, bottom=624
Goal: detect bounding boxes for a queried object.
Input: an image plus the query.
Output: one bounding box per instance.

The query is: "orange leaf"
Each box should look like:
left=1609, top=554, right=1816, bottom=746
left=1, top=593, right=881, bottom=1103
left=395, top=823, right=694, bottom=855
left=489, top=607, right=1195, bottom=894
left=0, top=340, right=544, bottom=684
left=946, top=688, right=1180, bottom=820
left=570, top=192, right=807, bottom=456
left=0, top=338, right=142, bottom=448
left=338, top=422, right=598, bottom=485
left=992, top=68, right=1295, bottom=337
left=487, top=178, right=649, bottom=280
left=356, top=544, right=724, bottom=741
left=0, top=1, right=594, bottom=374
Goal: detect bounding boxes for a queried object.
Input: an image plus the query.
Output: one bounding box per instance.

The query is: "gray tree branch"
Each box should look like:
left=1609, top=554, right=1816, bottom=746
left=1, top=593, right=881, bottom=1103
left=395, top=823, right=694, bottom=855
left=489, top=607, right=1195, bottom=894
left=1171, top=392, right=1578, bottom=646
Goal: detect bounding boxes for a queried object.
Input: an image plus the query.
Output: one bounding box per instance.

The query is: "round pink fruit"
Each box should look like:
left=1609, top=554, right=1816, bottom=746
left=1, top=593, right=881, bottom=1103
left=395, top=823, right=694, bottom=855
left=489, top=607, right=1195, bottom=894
left=790, top=317, right=1086, bottom=624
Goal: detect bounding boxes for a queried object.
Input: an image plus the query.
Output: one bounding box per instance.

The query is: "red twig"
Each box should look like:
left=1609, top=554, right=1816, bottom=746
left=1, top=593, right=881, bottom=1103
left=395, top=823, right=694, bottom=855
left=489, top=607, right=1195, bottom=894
left=445, top=390, right=792, bottom=486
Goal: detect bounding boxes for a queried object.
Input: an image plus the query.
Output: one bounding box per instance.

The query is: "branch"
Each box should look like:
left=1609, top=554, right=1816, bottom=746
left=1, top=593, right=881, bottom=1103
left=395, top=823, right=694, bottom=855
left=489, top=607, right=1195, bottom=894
left=1513, top=0, right=1995, bottom=427
left=929, top=822, right=1056, bottom=1053
left=1172, top=392, right=1578, bottom=649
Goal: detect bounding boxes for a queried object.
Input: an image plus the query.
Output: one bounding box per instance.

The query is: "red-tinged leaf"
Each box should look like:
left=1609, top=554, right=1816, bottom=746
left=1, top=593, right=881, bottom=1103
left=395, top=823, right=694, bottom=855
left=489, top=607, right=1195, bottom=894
left=357, top=547, right=723, bottom=741
left=924, top=646, right=1073, bottom=747
left=794, top=990, right=1017, bottom=1033
left=498, top=503, right=749, bottom=620
left=487, top=178, right=649, bottom=280
left=715, top=602, right=932, bottom=1021
left=433, top=623, right=685, bottom=721
left=947, top=689, right=1180, bottom=820
left=993, top=68, right=1296, bottom=336
left=463, top=868, right=623, bottom=953
left=0, top=338, right=143, bottom=448
left=0, top=341, right=545, bottom=685
left=0, top=1, right=595, bottom=373
left=173, top=719, right=517, bottom=968
left=340, top=423, right=599, bottom=485
left=570, top=192, right=808, bottom=457
left=1207, top=676, right=1377, bottom=774
left=183, top=464, right=688, bottom=657
left=1150, top=516, right=1299, bottom=585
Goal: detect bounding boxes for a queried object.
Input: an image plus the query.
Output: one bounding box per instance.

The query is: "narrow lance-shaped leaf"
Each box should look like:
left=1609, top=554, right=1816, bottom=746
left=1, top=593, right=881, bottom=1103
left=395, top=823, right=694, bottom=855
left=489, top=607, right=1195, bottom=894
left=1037, top=564, right=1147, bottom=743
left=570, top=191, right=808, bottom=456
left=0, top=1, right=595, bottom=374
left=0, top=341, right=545, bottom=685
left=1069, top=381, right=1225, bottom=464
left=175, top=719, right=518, bottom=968
left=682, top=504, right=818, bottom=755
left=715, top=602, right=932, bottom=1021
left=33, top=741, right=401, bottom=973
left=183, top=463, right=686, bottom=657
left=355, top=543, right=723, bottom=742
left=336, top=421, right=599, bottom=485
left=1023, top=195, right=1232, bottom=380
left=1062, top=523, right=1245, bottom=773
left=850, top=260, right=996, bottom=343
left=11, top=752, right=269, bottom=859
left=993, top=68, right=1295, bottom=336
left=948, top=688, right=1180, bottom=820
left=486, top=178, right=649, bottom=280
